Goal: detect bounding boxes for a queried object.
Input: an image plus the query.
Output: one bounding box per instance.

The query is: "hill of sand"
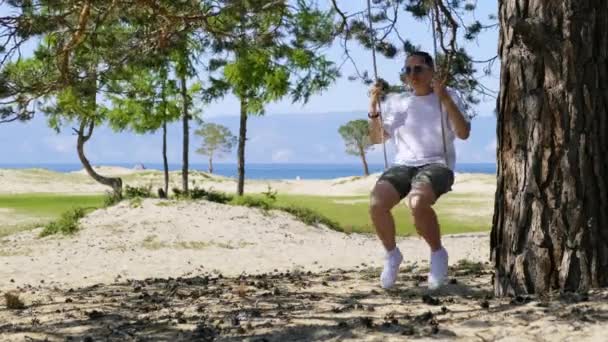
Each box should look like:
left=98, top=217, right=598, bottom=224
left=0, top=198, right=605, bottom=341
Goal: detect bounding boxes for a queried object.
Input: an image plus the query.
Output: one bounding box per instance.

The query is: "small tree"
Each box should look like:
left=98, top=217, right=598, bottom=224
left=195, top=123, right=236, bottom=174
left=339, top=120, right=373, bottom=176
left=208, top=1, right=339, bottom=196
left=105, top=63, right=182, bottom=197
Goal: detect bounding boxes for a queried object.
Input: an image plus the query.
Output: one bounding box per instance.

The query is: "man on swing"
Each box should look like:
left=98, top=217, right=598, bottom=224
left=368, top=51, right=471, bottom=290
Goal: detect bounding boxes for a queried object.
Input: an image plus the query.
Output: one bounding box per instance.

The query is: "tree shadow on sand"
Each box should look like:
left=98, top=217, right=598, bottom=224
left=2, top=263, right=608, bottom=341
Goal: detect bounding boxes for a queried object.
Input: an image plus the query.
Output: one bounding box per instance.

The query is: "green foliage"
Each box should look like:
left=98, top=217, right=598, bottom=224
left=195, top=123, right=237, bottom=159
left=276, top=205, right=343, bottom=232
left=172, top=187, right=186, bottom=199
left=172, top=187, right=234, bottom=203
left=39, top=207, right=86, bottom=237
left=0, top=58, right=50, bottom=122
left=208, top=0, right=339, bottom=115
left=192, top=188, right=234, bottom=203
left=0, top=193, right=103, bottom=217
left=124, top=185, right=153, bottom=199
left=103, top=192, right=122, bottom=207
left=338, top=120, right=373, bottom=156
left=105, top=64, right=182, bottom=134
left=271, top=193, right=492, bottom=236
left=262, top=185, right=278, bottom=201
left=168, top=185, right=345, bottom=232
left=333, top=0, right=497, bottom=111
left=230, top=196, right=273, bottom=211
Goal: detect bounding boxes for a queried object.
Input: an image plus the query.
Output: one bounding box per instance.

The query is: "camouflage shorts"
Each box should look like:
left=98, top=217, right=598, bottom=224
left=377, top=163, right=455, bottom=200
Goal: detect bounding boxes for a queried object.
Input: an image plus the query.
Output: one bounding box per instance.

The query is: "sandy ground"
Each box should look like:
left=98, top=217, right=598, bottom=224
left=0, top=199, right=489, bottom=291
left=1, top=170, right=606, bottom=341
left=2, top=254, right=607, bottom=341
left=2, top=199, right=606, bottom=342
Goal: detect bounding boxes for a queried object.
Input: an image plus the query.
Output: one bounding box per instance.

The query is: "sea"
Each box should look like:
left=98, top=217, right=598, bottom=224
left=0, top=163, right=496, bottom=180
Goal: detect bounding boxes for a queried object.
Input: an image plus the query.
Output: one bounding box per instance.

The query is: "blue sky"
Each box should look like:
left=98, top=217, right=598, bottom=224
left=0, top=1, right=499, bottom=165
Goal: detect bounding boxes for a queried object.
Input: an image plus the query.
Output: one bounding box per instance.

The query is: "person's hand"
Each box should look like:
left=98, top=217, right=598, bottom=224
left=432, top=71, right=449, bottom=99
left=369, top=81, right=384, bottom=106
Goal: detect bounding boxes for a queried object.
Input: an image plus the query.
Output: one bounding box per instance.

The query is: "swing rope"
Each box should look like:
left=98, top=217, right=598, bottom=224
left=365, top=0, right=389, bottom=170
left=430, top=4, right=450, bottom=167
left=366, top=0, right=453, bottom=169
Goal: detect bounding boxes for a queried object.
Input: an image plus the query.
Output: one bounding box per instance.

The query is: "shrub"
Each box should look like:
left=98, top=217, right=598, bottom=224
left=173, top=187, right=233, bottom=203
left=230, top=196, right=273, bottom=211
left=124, top=185, right=153, bottom=198
left=40, top=207, right=86, bottom=237
left=103, top=192, right=121, bottom=207
left=277, top=205, right=343, bottom=232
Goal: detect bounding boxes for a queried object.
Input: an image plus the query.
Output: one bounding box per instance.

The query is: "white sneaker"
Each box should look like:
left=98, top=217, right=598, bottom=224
left=428, top=247, right=448, bottom=290
left=380, top=247, right=403, bottom=289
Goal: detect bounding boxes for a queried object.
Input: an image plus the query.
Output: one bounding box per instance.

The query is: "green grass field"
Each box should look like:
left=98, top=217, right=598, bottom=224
left=0, top=194, right=105, bottom=237
left=269, top=193, right=492, bottom=236
left=0, top=192, right=492, bottom=238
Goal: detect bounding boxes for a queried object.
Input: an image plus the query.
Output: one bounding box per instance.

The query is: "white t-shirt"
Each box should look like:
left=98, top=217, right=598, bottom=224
left=380, top=89, right=468, bottom=170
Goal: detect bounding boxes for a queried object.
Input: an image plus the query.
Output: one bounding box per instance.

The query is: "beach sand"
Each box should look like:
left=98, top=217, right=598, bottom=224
left=0, top=197, right=604, bottom=342
left=5, top=168, right=602, bottom=341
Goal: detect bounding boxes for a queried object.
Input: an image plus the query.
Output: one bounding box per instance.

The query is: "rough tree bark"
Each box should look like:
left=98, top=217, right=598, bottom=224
left=208, top=155, right=214, bottom=174
left=492, top=0, right=608, bottom=295
left=237, top=97, right=248, bottom=196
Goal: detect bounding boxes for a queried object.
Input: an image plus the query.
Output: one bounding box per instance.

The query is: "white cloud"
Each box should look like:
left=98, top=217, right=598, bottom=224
left=271, top=149, right=293, bottom=162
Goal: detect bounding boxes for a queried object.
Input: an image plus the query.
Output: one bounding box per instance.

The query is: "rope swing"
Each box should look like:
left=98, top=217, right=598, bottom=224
left=430, top=5, right=450, bottom=167
left=366, top=0, right=453, bottom=169
left=365, top=0, right=389, bottom=170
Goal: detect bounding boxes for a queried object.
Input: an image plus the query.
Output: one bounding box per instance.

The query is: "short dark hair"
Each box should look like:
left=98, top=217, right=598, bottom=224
left=407, top=51, right=434, bottom=69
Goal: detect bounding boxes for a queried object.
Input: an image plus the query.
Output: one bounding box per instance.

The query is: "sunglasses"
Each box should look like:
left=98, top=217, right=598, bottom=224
left=400, top=65, right=431, bottom=76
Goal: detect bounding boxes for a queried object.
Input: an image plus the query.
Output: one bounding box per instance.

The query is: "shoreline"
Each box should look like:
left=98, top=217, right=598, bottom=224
left=0, top=166, right=496, bottom=196
left=0, top=162, right=497, bottom=179
left=0, top=165, right=496, bottom=179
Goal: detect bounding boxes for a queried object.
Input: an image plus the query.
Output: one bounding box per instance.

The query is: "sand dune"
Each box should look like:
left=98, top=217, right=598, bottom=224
left=0, top=198, right=489, bottom=291
left=0, top=167, right=496, bottom=196
left=2, top=169, right=604, bottom=341
left=1, top=198, right=605, bottom=342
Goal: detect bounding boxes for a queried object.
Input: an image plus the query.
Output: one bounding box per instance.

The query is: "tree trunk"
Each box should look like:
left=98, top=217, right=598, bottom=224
left=358, top=144, right=370, bottom=176
left=180, top=74, right=189, bottom=194
left=76, top=120, right=122, bottom=197
left=491, top=0, right=608, bottom=296
left=237, top=97, right=248, bottom=196
left=208, top=155, right=214, bottom=174
left=162, top=121, right=169, bottom=196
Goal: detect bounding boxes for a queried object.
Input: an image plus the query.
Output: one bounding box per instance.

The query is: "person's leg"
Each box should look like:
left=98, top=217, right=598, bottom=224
left=370, top=165, right=412, bottom=250
left=369, top=181, right=402, bottom=251
left=407, top=164, right=454, bottom=249
left=407, top=183, right=442, bottom=251
left=369, top=166, right=412, bottom=289
left=406, top=164, right=454, bottom=289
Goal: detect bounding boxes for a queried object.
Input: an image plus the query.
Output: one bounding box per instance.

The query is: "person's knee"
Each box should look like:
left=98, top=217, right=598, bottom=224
left=407, top=186, right=435, bottom=217
left=369, top=182, right=399, bottom=217
left=369, top=193, right=390, bottom=217
left=408, top=194, right=431, bottom=235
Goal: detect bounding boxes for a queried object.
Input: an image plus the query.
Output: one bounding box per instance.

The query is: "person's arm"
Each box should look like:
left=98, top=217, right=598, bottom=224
left=368, top=85, right=390, bottom=144
left=439, top=91, right=470, bottom=140
left=433, top=77, right=470, bottom=140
